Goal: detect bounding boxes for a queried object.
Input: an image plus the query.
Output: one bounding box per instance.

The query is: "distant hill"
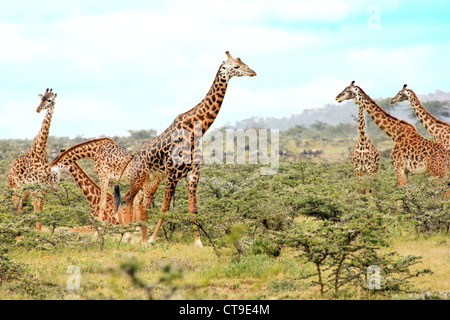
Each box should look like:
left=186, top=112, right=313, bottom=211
left=229, top=90, right=450, bottom=131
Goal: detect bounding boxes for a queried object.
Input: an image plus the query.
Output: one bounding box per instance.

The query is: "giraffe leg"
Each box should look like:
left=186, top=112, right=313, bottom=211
left=13, top=189, right=29, bottom=213
left=149, top=177, right=178, bottom=244
left=186, top=169, right=203, bottom=247
left=140, top=177, right=162, bottom=245
left=13, top=194, right=24, bottom=213
left=123, top=160, right=148, bottom=225
left=394, top=164, right=408, bottom=211
left=98, top=178, right=109, bottom=222
left=32, top=192, right=45, bottom=231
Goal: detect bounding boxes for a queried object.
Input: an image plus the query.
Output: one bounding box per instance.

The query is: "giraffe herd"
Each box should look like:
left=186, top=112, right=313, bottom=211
left=7, top=53, right=450, bottom=246
left=336, top=81, right=448, bottom=188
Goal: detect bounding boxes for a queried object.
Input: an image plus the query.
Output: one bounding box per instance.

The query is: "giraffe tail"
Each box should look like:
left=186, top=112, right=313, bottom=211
left=113, top=153, right=135, bottom=213
left=114, top=185, right=121, bottom=213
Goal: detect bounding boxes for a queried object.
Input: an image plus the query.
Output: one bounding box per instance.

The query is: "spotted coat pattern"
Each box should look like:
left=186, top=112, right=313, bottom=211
left=391, top=85, right=450, bottom=173
left=8, top=88, right=57, bottom=229
left=336, top=81, right=447, bottom=186
left=390, top=85, right=450, bottom=150
left=118, top=51, right=256, bottom=246
left=51, top=137, right=134, bottom=221
left=65, top=161, right=143, bottom=225
left=351, top=105, right=380, bottom=189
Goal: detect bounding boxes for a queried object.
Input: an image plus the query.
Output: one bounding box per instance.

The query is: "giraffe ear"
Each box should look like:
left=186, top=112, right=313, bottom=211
left=38, top=94, right=43, bottom=98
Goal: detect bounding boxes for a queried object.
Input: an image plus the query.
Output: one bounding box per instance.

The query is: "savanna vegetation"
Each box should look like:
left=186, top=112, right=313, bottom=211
left=0, top=103, right=449, bottom=300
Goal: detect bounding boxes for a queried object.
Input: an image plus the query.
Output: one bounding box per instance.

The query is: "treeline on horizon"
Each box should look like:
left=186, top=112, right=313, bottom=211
left=0, top=98, right=448, bottom=159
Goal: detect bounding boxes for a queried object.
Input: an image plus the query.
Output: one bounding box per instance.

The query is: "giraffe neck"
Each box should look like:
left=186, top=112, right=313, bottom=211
left=355, top=87, right=412, bottom=141
left=408, top=90, right=442, bottom=137
left=174, top=64, right=229, bottom=135
left=201, top=64, right=229, bottom=133
left=357, top=105, right=369, bottom=142
left=67, top=162, right=108, bottom=212
left=31, top=106, right=54, bottom=156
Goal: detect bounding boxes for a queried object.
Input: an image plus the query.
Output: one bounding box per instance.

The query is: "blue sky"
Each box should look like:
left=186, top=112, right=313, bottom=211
left=1, top=0, right=449, bottom=139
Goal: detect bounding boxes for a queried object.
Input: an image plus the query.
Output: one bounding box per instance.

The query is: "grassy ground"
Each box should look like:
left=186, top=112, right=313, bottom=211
left=389, top=234, right=450, bottom=297
left=2, top=226, right=448, bottom=300
left=1, top=133, right=448, bottom=300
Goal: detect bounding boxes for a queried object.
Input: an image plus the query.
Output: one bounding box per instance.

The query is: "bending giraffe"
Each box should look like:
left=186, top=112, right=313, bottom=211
left=51, top=138, right=134, bottom=221
left=336, top=81, right=447, bottom=187
left=351, top=104, right=380, bottom=193
left=60, top=161, right=143, bottom=226
left=115, top=51, right=256, bottom=246
left=8, top=88, right=59, bottom=230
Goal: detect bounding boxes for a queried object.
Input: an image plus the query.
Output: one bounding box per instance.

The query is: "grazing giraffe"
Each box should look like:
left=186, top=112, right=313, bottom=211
left=390, top=84, right=450, bottom=172
left=115, top=51, right=256, bottom=246
left=351, top=104, right=380, bottom=193
left=51, top=138, right=134, bottom=221
left=61, top=161, right=143, bottom=225
left=57, top=160, right=143, bottom=240
left=8, top=88, right=58, bottom=230
left=336, top=81, right=447, bottom=187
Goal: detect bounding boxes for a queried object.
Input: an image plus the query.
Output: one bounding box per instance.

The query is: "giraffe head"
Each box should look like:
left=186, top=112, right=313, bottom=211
left=220, top=51, right=257, bottom=81
left=389, top=84, right=410, bottom=104
left=335, top=81, right=359, bottom=103
left=49, top=149, right=66, bottom=189
left=37, top=88, right=57, bottom=113
left=49, top=165, right=61, bottom=190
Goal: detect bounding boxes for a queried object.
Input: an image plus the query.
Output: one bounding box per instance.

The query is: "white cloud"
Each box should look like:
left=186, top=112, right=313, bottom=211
left=345, top=45, right=436, bottom=94
left=0, top=22, right=44, bottom=62
left=0, top=1, right=448, bottom=140
left=212, top=77, right=346, bottom=126
left=0, top=99, right=46, bottom=140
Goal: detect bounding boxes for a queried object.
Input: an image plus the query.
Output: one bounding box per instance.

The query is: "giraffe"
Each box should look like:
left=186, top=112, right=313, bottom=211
left=58, top=160, right=144, bottom=240
left=350, top=104, right=380, bottom=193
left=115, top=51, right=256, bottom=246
left=50, top=137, right=134, bottom=221
left=8, top=88, right=58, bottom=230
left=336, top=81, right=447, bottom=187
left=390, top=84, right=450, bottom=172
left=60, top=160, right=143, bottom=226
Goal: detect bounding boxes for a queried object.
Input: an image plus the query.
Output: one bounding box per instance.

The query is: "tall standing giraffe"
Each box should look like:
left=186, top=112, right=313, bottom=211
left=350, top=104, right=380, bottom=193
left=8, top=88, right=58, bottom=230
left=115, top=51, right=256, bottom=246
left=336, top=81, right=447, bottom=187
left=51, top=138, right=134, bottom=221
left=390, top=84, right=450, bottom=168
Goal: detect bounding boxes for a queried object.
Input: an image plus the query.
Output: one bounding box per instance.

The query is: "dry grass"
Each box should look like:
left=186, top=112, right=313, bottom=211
left=390, top=233, right=450, bottom=294
left=1, top=227, right=448, bottom=300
